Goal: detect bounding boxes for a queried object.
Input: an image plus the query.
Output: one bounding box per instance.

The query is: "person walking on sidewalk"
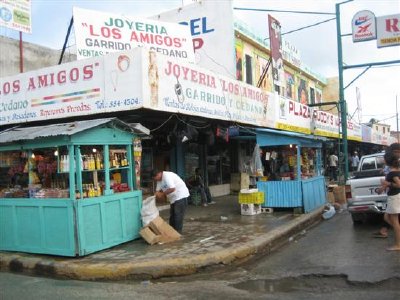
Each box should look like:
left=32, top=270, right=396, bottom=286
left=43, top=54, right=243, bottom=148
left=328, top=151, right=338, bottom=181
left=152, top=169, right=189, bottom=234
left=351, top=151, right=360, bottom=172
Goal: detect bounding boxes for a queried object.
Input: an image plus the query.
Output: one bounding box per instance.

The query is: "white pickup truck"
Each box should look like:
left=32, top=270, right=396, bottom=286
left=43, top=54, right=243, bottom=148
left=346, top=152, right=387, bottom=223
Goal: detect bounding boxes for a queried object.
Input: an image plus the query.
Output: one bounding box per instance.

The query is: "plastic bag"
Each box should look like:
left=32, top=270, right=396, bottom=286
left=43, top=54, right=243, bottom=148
left=250, top=144, right=263, bottom=176
left=141, top=196, right=159, bottom=226
left=322, top=204, right=336, bottom=220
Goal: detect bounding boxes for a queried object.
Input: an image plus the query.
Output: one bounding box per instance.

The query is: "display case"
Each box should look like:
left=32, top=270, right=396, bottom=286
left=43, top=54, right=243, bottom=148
left=0, top=118, right=149, bottom=256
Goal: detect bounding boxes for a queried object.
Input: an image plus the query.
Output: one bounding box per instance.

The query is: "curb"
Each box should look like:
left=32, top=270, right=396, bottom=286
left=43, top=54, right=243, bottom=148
left=0, top=206, right=324, bottom=280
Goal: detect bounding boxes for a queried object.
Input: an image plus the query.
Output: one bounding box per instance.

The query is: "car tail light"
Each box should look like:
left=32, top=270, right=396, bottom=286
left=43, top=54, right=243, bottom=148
left=345, top=184, right=352, bottom=199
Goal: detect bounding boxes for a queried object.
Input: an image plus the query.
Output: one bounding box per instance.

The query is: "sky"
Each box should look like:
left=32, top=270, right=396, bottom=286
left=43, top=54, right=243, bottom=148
left=1, top=0, right=400, bottom=130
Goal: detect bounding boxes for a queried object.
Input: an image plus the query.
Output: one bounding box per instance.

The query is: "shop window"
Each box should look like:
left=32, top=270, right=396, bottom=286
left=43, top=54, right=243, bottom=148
left=245, top=54, right=253, bottom=85
left=310, top=87, right=315, bottom=104
left=0, top=148, right=70, bottom=198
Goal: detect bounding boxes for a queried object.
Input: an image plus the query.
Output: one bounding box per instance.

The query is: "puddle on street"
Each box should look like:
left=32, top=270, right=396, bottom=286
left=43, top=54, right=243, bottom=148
left=231, top=275, right=399, bottom=293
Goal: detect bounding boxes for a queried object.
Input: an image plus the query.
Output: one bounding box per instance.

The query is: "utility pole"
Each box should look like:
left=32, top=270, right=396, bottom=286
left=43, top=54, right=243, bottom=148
left=335, top=0, right=352, bottom=183
left=397, top=95, right=399, bottom=142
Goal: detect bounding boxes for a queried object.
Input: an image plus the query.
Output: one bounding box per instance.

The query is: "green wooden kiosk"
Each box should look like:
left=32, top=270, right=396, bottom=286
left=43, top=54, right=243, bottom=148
left=0, top=118, right=149, bottom=256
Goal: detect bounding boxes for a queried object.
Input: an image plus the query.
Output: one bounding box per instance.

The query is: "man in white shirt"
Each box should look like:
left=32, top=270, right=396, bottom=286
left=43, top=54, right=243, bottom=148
left=351, top=151, right=360, bottom=172
left=329, top=152, right=339, bottom=181
left=152, top=169, right=190, bottom=234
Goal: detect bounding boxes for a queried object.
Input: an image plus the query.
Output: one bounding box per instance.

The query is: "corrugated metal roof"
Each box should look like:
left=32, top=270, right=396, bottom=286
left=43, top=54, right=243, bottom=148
left=0, top=118, right=149, bottom=144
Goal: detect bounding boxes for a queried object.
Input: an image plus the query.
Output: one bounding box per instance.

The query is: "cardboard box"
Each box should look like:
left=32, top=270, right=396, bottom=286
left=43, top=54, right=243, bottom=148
left=139, top=227, right=162, bottom=245
left=327, top=191, right=335, bottom=204
left=333, top=186, right=346, bottom=204
left=140, top=216, right=181, bottom=245
left=240, top=203, right=262, bottom=216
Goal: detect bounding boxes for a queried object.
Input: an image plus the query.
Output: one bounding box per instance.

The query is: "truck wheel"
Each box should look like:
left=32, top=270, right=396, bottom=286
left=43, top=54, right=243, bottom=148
left=351, top=213, right=365, bottom=224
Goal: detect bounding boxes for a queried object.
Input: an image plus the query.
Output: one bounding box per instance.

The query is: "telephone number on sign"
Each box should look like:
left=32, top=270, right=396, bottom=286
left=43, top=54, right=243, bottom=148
left=95, top=98, right=141, bottom=109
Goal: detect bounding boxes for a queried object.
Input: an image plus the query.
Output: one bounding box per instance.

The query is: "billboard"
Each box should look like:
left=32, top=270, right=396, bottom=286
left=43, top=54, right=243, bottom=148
left=141, top=50, right=275, bottom=128
left=275, top=97, right=362, bottom=141
left=73, top=7, right=195, bottom=62
left=377, top=14, right=400, bottom=48
left=0, top=49, right=144, bottom=125
left=268, top=15, right=284, bottom=87
left=0, top=0, right=31, bottom=33
left=152, top=0, right=235, bottom=78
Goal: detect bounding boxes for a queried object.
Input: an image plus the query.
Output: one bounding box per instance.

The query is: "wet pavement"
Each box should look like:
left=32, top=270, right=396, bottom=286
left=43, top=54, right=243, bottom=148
left=0, top=194, right=324, bottom=280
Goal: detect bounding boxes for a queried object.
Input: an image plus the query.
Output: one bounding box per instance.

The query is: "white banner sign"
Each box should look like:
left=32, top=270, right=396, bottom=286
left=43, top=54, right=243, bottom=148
left=73, top=7, right=195, bottom=62
left=377, top=14, right=400, bottom=48
left=276, top=97, right=362, bottom=141
left=0, top=0, right=31, bottom=33
left=152, top=0, right=235, bottom=78
left=0, top=49, right=144, bottom=125
left=141, top=50, right=274, bottom=128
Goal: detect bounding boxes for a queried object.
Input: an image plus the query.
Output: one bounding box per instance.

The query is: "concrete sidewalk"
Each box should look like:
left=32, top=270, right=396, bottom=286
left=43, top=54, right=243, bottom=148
left=0, top=195, right=324, bottom=281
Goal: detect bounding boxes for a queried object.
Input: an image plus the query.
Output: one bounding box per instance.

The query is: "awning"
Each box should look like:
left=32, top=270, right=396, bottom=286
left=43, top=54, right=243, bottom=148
left=255, top=128, right=326, bottom=148
left=0, top=118, right=150, bottom=144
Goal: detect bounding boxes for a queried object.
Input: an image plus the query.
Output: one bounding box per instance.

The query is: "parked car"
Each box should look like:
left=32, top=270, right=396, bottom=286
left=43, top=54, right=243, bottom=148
left=346, top=152, right=387, bottom=223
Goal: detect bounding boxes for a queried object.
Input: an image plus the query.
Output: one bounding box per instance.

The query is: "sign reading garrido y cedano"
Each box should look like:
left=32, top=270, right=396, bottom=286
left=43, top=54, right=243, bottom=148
left=73, top=7, right=195, bottom=62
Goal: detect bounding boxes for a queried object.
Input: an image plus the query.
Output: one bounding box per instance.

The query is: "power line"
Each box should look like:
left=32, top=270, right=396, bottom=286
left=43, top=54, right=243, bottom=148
left=233, top=7, right=335, bottom=16
left=282, top=17, right=336, bottom=36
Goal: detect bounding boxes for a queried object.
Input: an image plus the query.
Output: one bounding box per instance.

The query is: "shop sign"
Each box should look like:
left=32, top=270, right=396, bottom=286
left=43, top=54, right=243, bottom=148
left=0, top=49, right=144, bottom=125
left=282, top=39, right=301, bottom=68
left=0, top=0, right=31, bottom=33
left=275, top=97, right=362, bottom=141
left=151, top=1, right=235, bottom=78
left=73, top=7, right=195, bottom=62
left=377, top=14, right=400, bottom=48
left=351, top=10, right=377, bottom=42
left=141, top=49, right=275, bottom=128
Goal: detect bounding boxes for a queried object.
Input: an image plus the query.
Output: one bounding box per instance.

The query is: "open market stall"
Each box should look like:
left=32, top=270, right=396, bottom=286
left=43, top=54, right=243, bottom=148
left=0, top=118, right=149, bottom=256
left=255, top=128, right=327, bottom=213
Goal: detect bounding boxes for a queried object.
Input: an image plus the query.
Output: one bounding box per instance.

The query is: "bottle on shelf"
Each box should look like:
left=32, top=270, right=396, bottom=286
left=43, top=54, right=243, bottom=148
left=65, top=154, right=69, bottom=172
left=83, top=155, right=88, bottom=170
left=95, top=154, right=101, bottom=170
left=114, top=153, right=119, bottom=168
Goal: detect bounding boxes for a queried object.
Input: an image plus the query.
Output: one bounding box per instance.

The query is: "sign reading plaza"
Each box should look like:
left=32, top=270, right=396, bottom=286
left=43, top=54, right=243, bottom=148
left=73, top=7, right=195, bottom=62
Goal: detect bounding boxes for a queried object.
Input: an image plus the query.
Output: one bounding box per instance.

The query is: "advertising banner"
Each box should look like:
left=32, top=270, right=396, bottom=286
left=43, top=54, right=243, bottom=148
left=268, top=15, right=284, bottom=87
left=275, top=97, right=362, bottom=141
left=0, top=0, right=31, bottom=33
left=377, top=14, right=400, bottom=48
left=0, top=49, right=143, bottom=125
left=73, top=7, right=195, bottom=62
left=152, top=0, right=235, bottom=78
left=351, top=10, right=376, bottom=42
left=141, top=50, right=274, bottom=128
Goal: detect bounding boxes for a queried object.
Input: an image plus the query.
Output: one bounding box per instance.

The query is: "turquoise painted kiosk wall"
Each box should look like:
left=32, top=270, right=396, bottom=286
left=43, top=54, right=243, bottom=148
left=255, top=128, right=327, bottom=213
left=0, top=119, right=146, bottom=256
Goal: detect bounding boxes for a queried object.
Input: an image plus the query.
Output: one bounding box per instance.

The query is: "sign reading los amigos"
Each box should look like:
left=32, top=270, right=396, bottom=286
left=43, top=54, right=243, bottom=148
left=352, top=10, right=377, bottom=42
left=73, top=7, right=195, bottom=62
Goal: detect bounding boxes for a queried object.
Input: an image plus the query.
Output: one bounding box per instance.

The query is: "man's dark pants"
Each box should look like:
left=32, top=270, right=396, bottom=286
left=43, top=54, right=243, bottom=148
left=169, top=197, right=188, bottom=234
